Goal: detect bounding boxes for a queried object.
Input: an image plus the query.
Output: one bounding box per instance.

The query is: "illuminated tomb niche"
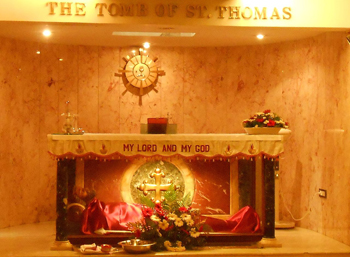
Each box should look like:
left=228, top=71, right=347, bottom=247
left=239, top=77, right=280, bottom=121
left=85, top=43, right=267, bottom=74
left=83, top=158, right=231, bottom=216
left=120, top=159, right=231, bottom=216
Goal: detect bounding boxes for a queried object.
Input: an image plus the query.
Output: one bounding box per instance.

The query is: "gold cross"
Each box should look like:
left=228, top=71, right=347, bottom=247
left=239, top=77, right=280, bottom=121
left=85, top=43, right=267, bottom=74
left=137, top=168, right=177, bottom=203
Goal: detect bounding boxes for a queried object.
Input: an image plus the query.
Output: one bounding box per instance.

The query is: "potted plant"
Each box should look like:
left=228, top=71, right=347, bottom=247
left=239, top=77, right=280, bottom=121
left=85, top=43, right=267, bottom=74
left=242, top=109, right=289, bottom=135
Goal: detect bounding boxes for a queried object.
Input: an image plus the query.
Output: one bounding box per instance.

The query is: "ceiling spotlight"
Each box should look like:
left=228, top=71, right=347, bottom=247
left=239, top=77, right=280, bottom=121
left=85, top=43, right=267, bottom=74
left=257, top=34, right=264, bottom=40
left=143, top=42, right=150, bottom=49
left=36, top=51, right=41, bottom=54
left=43, top=29, right=51, bottom=37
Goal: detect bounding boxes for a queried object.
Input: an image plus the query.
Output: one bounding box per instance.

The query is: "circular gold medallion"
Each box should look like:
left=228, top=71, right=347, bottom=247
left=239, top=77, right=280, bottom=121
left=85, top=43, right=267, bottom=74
left=116, top=50, right=165, bottom=105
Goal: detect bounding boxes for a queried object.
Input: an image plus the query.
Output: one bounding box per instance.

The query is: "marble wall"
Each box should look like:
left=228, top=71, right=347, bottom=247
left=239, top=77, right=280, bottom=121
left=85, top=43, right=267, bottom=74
left=0, top=31, right=349, bottom=245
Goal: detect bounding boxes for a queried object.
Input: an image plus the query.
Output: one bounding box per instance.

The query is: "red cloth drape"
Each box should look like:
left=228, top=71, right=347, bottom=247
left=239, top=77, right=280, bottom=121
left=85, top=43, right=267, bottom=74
left=203, top=206, right=260, bottom=233
left=81, top=199, right=260, bottom=234
left=81, top=198, right=144, bottom=234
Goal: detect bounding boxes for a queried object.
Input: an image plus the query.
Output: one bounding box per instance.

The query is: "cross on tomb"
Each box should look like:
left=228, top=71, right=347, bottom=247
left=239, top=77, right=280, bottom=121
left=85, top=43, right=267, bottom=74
left=137, top=168, right=178, bottom=203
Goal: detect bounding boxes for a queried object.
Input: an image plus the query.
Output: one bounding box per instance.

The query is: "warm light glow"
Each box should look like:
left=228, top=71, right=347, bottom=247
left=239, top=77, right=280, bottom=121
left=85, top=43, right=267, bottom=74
left=43, top=29, right=51, bottom=37
left=143, top=42, right=150, bottom=49
left=36, top=51, right=41, bottom=54
left=59, top=58, right=63, bottom=61
left=257, top=34, right=264, bottom=39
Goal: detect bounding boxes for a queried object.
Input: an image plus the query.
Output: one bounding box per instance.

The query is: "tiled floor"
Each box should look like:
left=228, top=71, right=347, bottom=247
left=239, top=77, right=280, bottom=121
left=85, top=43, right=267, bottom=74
left=0, top=221, right=349, bottom=257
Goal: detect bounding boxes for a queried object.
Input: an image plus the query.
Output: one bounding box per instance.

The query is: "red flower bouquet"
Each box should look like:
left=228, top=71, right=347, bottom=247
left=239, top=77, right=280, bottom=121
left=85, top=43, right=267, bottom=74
left=242, top=109, right=289, bottom=128
left=127, top=185, right=207, bottom=251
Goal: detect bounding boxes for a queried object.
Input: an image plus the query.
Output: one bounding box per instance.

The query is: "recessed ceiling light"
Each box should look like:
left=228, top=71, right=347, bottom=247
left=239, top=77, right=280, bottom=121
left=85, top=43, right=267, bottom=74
left=36, top=51, right=41, bottom=54
left=257, top=34, right=264, bottom=39
left=43, top=29, right=51, bottom=37
left=143, top=42, right=150, bottom=49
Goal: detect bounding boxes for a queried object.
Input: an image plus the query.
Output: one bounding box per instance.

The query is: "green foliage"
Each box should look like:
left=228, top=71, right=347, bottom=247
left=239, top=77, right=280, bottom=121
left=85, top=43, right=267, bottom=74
left=179, top=192, right=192, bottom=207
left=163, top=184, right=178, bottom=203
left=140, top=195, right=155, bottom=208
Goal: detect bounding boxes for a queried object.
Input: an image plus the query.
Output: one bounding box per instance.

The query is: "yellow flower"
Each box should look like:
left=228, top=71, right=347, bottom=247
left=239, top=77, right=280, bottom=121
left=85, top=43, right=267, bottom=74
left=150, top=215, right=161, bottom=222
left=168, top=213, right=178, bottom=220
left=190, top=228, right=200, bottom=238
left=164, top=241, right=172, bottom=247
left=186, top=219, right=194, bottom=226
left=174, top=218, right=184, bottom=227
left=180, top=213, right=191, bottom=221
left=158, top=219, right=169, bottom=230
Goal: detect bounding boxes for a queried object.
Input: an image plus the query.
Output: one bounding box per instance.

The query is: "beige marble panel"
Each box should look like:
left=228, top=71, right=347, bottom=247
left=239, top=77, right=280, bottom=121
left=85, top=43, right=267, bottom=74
left=205, top=47, right=228, bottom=133
left=156, top=47, right=184, bottom=132
left=0, top=38, right=14, bottom=227
left=78, top=46, right=99, bottom=133
left=38, top=43, right=61, bottom=223
left=183, top=47, right=208, bottom=133
left=98, top=46, right=121, bottom=133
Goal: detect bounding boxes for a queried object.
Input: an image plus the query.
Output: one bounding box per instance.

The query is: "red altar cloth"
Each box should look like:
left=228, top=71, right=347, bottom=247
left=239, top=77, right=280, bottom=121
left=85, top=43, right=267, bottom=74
left=81, top=199, right=260, bottom=234
left=81, top=199, right=143, bottom=234
left=204, top=206, right=260, bottom=233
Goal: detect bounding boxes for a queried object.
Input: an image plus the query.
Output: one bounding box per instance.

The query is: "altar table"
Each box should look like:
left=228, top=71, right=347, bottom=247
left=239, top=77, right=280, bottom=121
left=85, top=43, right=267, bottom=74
left=47, top=133, right=284, bottom=247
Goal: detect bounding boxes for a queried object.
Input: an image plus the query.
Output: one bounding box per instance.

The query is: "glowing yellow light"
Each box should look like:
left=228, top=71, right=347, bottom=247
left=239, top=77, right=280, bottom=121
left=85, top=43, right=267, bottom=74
left=257, top=34, right=264, bottom=39
left=43, top=29, right=51, bottom=37
left=143, top=42, right=150, bottom=49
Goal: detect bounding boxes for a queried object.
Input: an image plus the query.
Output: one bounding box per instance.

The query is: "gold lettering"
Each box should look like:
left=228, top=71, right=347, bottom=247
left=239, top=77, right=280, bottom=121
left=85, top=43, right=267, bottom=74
left=228, top=6, right=240, bottom=19
left=197, top=5, right=207, bottom=18
left=136, top=3, right=148, bottom=16
left=155, top=4, right=165, bottom=17
left=254, top=7, right=267, bottom=20
left=75, top=3, right=86, bottom=16
left=121, top=4, right=134, bottom=16
left=241, top=7, right=252, bottom=19
left=60, top=2, right=73, bottom=15
left=46, top=2, right=58, bottom=15
left=283, top=7, right=292, bottom=20
left=95, top=3, right=107, bottom=16
left=186, top=5, right=195, bottom=18
left=108, top=3, right=120, bottom=16
left=217, top=6, right=227, bottom=19
left=270, top=7, right=280, bottom=19
left=169, top=4, right=178, bottom=17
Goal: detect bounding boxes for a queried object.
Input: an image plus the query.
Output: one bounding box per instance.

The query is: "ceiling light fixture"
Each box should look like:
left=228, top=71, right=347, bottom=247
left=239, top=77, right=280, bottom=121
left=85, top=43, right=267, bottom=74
left=43, top=29, right=51, bottom=37
left=112, top=32, right=161, bottom=37
left=257, top=34, right=264, bottom=39
left=143, top=42, right=150, bottom=49
left=160, top=32, right=195, bottom=37
left=112, top=31, right=195, bottom=37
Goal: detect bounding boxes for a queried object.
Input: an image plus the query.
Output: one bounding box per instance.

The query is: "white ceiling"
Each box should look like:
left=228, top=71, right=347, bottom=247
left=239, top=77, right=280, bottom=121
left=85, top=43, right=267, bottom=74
left=0, top=21, right=346, bottom=47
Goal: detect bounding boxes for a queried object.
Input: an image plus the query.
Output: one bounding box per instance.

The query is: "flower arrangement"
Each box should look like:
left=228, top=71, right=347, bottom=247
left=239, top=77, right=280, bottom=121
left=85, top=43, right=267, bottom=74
left=242, top=109, right=289, bottom=128
left=127, top=185, right=207, bottom=251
